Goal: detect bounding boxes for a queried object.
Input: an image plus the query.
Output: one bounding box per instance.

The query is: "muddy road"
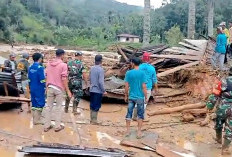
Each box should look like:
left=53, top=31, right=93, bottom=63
left=0, top=99, right=230, bottom=157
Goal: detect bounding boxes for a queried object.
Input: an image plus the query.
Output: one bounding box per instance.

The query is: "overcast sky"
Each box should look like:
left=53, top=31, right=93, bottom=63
left=115, top=0, right=163, bottom=8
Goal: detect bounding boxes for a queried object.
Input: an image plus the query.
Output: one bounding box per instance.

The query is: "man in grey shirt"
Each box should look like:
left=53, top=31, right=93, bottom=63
left=89, top=55, right=106, bottom=124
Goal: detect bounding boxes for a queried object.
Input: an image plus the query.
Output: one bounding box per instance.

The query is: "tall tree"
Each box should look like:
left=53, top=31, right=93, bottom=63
left=207, top=0, right=214, bottom=36
left=143, top=0, right=151, bottom=46
left=187, top=0, right=196, bottom=39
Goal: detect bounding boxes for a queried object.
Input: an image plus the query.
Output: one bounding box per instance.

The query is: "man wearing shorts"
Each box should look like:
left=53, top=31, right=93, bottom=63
left=124, top=57, right=147, bottom=138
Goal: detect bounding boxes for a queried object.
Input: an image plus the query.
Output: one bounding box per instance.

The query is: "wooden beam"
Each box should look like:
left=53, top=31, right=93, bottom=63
left=117, top=47, right=129, bottom=61
left=148, top=103, right=204, bottom=116
left=157, top=61, right=199, bottom=78
left=150, top=54, right=200, bottom=61
left=179, top=42, right=202, bottom=51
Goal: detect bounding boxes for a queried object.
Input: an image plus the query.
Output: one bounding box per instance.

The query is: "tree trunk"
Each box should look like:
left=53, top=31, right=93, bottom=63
left=143, top=0, right=151, bottom=46
left=187, top=0, right=196, bottom=39
left=208, top=0, right=214, bottom=36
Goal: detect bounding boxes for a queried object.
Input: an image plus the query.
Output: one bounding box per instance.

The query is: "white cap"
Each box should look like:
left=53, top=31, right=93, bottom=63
left=219, top=22, right=226, bottom=26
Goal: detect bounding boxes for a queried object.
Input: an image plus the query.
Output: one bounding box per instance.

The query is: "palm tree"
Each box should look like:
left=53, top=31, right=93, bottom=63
left=187, top=0, right=196, bottom=39
left=207, top=0, right=214, bottom=36
left=143, top=0, right=151, bottom=46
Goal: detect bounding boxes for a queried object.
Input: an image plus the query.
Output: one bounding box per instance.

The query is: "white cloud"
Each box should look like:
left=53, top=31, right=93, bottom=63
left=115, top=0, right=163, bottom=8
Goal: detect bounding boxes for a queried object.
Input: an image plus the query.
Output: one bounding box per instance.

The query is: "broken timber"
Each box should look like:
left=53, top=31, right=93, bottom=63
left=157, top=61, right=199, bottom=78
left=150, top=54, right=200, bottom=61
left=148, top=103, right=204, bottom=116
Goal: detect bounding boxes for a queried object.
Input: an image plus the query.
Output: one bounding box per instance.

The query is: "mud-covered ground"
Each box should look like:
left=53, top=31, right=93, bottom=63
left=0, top=99, right=230, bottom=157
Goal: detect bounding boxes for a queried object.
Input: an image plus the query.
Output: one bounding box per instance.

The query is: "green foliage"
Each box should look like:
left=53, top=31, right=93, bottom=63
left=165, top=25, right=184, bottom=46
left=0, top=0, right=232, bottom=51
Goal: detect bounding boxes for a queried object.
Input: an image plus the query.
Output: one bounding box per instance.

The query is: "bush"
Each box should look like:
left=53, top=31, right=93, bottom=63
left=165, top=25, right=184, bottom=46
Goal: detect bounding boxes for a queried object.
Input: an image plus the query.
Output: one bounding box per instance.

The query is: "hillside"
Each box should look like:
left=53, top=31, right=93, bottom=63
left=0, top=0, right=141, bottom=49
left=0, top=0, right=232, bottom=51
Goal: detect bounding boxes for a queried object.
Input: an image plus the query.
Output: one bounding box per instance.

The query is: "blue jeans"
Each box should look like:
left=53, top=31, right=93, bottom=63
left=126, top=99, right=144, bottom=120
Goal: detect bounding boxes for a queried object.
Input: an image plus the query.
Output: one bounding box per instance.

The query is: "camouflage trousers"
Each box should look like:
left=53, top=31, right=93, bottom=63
left=65, top=80, right=83, bottom=113
left=215, top=103, right=232, bottom=141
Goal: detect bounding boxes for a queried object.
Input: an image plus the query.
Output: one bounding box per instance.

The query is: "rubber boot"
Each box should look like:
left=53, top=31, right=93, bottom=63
left=90, top=110, right=94, bottom=123
left=222, top=138, right=231, bottom=155
left=132, top=107, right=138, bottom=121
left=214, top=130, right=222, bottom=144
left=73, top=101, right=80, bottom=115
left=33, top=110, right=42, bottom=125
left=90, top=111, right=101, bottom=125
left=64, top=97, right=70, bottom=113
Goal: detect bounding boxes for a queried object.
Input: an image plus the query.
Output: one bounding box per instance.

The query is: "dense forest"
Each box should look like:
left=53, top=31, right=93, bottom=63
left=0, top=0, right=232, bottom=50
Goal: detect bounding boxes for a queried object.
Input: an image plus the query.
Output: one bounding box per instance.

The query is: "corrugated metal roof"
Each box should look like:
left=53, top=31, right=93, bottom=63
left=117, top=34, right=139, bottom=38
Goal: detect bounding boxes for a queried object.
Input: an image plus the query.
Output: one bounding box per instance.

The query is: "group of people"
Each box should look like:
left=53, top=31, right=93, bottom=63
left=2, top=49, right=158, bottom=138
left=211, top=22, right=232, bottom=71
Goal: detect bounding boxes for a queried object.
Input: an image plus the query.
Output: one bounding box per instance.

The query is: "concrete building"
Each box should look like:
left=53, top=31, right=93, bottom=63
left=117, top=34, right=140, bottom=43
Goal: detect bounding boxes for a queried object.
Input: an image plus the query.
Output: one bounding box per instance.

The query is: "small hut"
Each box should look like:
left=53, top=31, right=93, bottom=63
left=117, top=34, right=140, bottom=43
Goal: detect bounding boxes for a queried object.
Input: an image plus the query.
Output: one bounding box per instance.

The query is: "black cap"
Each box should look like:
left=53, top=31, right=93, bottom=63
left=95, top=55, right=103, bottom=64
left=75, top=51, right=83, bottom=56
left=56, top=49, right=65, bottom=56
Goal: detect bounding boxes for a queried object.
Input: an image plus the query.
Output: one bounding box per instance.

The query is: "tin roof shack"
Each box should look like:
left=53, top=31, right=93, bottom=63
left=117, top=34, right=140, bottom=43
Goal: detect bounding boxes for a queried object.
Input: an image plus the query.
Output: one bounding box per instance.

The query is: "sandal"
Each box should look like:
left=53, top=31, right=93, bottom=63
left=54, top=125, right=64, bottom=132
left=44, top=125, right=53, bottom=132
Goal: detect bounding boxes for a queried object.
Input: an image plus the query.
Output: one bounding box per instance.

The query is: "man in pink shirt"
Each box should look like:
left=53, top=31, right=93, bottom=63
left=44, top=49, right=72, bottom=132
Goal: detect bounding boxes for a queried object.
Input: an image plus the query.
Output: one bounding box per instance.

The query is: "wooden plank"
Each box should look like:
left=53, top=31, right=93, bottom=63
left=156, top=143, right=196, bottom=157
left=164, top=47, right=203, bottom=56
left=179, top=42, right=202, bottom=51
left=157, top=61, right=199, bottom=78
left=0, top=96, right=30, bottom=102
left=117, top=47, right=128, bottom=61
left=150, top=54, right=200, bottom=61
left=183, top=39, right=207, bottom=50
left=120, top=140, right=155, bottom=151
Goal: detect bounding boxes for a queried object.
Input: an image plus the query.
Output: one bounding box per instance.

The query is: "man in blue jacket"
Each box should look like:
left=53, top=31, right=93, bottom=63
left=28, top=53, right=46, bottom=125
left=211, top=27, right=228, bottom=71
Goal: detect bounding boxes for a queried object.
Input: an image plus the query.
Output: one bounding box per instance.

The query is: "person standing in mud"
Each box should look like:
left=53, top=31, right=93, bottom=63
left=17, top=52, right=31, bottom=112
left=65, top=51, right=88, bottom=115
left=205, top=68, right=232, bottom=155
left=124, top=57, right=147, bottom=138
left=44, top=49, right=72, bottom=132
left=133, top=52, right=158, bottom=121
left=89, top=55, right=106, bottom=124
left=3, top=53, right=17, bottom=73
left=28, top=53, right=46, bottom=125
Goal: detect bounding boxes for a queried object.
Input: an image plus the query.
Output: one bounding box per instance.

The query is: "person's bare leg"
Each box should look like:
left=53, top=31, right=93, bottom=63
left=137, top=119, right=143, bottom=138
left=125, top=120, right=131, bottom=136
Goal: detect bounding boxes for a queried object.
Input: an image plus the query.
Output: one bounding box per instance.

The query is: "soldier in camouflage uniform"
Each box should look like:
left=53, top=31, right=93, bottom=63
left=206, top=69, right=232, bottom=155
left=65, top=51, right=88, bottom=115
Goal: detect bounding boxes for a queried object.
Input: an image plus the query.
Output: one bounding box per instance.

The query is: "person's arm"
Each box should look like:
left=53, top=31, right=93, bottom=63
left=38, top=66, right=46, bottom=88
left=142, top=83, right=147, bottom=103
left=125, top=82, right=129, bottom=102
left=82, top=65, right=88, bottom=86
left=61, top=64, right=72, bottom=98
left=98, top=68, right=105, bottom=93
left=152, top=68, right=158, bottom=93
left=4, top=60, right=12, bottom=72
